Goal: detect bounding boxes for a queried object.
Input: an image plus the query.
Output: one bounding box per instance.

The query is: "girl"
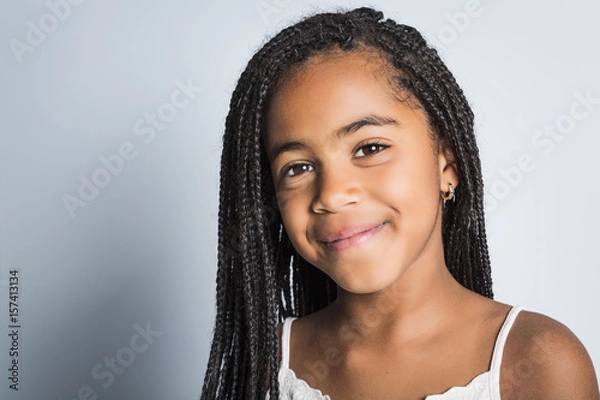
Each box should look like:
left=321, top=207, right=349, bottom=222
left=201, top=7, right=599, bottom=400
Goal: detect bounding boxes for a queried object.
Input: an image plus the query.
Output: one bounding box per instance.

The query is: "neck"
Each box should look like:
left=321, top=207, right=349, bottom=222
left=328, top=253, right=470, bottom=344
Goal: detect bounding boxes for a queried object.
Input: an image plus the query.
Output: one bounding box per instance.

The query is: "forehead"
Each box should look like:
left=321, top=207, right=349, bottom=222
left=262, top=50, right=437, bottom=166
left=264, top=51, right=401, bottom=138
left=273, top=50, right=396, bottom=103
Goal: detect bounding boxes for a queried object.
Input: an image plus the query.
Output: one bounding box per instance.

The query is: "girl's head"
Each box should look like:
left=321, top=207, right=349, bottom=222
left=204, top=7, right=492, bottom=399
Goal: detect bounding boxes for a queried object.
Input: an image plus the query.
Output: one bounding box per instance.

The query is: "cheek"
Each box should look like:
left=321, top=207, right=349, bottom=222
left=375, top=153, right=441, bottom=221
left=277, top=190, right=310, bottom=244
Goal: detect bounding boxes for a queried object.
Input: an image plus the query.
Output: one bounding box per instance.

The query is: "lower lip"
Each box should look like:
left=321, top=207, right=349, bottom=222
left=323, top=222, right=386, bottom=252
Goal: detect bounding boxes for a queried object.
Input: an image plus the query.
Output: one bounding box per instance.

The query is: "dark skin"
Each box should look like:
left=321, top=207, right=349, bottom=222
left=264, top=51, right=599, bottom=399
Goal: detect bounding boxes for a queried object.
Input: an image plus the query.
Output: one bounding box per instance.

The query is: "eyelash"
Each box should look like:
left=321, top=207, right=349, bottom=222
left=280, top=141, right=389, bottom=179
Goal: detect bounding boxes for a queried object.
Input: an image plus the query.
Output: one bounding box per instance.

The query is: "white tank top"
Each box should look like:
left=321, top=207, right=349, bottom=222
left=267, top=305, right=524, bottom=400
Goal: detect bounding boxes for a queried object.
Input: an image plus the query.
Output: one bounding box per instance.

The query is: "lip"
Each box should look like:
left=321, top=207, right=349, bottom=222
left=319, top=222, right=387, bottom=251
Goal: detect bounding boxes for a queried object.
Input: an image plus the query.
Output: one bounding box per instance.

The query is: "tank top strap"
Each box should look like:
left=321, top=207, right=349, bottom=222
left=489, top=305, right=524, bottom=399
left=280, top=317, right=297, bottom=370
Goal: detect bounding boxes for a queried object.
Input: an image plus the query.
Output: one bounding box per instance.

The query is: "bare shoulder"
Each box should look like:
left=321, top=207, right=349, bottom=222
left=501, top=309, right=600, bottom=400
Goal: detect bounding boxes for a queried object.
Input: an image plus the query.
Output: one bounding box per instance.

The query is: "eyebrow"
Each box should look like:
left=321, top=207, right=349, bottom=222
left=268, top=114, right=398, bottom=162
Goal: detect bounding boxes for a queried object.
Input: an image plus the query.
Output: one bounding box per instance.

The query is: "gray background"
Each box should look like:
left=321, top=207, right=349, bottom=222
left=1, top=0, right=598, bottom=399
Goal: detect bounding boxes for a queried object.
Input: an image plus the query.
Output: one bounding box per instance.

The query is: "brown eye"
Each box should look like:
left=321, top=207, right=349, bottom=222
left=355, top=142, right=389, bottom=157
left=282, top=163, right=314, bottom=178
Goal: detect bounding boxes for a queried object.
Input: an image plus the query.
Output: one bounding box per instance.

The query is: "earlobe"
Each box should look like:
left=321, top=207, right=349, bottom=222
left=441, top=183, right=456, bottom=203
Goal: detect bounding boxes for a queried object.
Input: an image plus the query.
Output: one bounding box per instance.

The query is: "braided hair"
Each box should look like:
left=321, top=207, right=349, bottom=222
left=201, top=7, right=493, bottom=399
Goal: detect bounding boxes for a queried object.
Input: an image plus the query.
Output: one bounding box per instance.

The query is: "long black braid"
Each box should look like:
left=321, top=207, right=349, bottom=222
left=201, top=7, right=493, bottom=399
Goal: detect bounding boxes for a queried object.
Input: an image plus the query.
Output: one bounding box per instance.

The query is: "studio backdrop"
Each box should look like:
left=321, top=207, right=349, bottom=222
left=1, top=0, right=599, bottom=399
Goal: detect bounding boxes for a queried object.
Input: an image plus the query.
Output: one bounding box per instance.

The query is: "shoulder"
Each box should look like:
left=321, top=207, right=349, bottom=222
left=501, top=309, right=599, bottom=400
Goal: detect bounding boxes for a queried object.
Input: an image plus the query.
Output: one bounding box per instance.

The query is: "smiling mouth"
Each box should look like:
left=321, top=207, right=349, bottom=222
left=320, top=222, right=387, bottom=251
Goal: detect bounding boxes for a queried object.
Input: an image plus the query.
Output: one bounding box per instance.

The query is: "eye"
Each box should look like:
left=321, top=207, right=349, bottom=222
left=354, top=141, right=389, bottom=157
left=281, top=163, right=314, bottom=178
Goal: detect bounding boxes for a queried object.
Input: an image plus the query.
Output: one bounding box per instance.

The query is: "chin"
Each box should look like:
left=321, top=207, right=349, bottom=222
left=333, top=270, right=399, bottom=295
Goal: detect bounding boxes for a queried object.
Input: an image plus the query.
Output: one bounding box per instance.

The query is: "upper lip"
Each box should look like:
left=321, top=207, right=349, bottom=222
left=318, top=222, right=385, bottom=244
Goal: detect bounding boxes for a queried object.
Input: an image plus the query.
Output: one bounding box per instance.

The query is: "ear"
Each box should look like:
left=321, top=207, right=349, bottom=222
left=437, top=145, right=459, bottom=192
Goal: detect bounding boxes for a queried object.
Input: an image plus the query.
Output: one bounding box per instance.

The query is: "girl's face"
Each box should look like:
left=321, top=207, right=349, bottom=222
left=264, top=51, right=458, bottom=295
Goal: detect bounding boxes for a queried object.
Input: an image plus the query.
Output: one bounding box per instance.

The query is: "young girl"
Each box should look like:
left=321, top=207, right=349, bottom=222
left=201, top=7, right=599, bottom=400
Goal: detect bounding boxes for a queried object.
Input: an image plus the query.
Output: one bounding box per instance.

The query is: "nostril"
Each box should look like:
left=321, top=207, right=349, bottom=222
left=311, top=186, right=362, bottom=214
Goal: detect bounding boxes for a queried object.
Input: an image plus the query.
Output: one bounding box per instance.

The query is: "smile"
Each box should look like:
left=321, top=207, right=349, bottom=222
left=321, top=222, right=386, bottom=251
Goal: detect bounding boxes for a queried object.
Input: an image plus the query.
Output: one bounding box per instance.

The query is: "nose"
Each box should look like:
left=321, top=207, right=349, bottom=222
left=311, top=165, right=362, bottom=214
